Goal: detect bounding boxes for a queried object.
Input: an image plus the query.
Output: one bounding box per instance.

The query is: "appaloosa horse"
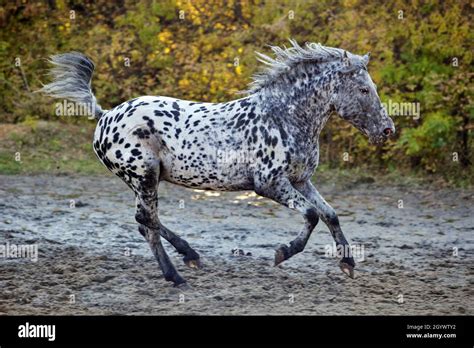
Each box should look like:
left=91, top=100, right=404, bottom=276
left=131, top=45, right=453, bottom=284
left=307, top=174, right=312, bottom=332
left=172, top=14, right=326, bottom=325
left=40, top=40, right=395, bottom=286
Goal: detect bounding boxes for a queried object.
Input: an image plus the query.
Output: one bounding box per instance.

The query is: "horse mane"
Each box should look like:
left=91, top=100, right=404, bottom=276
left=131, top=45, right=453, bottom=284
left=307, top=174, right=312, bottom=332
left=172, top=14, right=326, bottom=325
left=247, top=39, right=350, bottom=94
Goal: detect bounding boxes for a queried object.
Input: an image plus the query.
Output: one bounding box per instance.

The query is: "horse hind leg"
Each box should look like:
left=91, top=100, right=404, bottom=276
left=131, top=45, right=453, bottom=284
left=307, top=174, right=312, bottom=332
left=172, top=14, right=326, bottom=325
left=133, top=160, right=201, bottom=268
left=133, top=160, right=186, bottom=286
left=107, top=140, right=199, bottom=281
left=158, top=223, right=201, bottom=269
left=137, top=224, right=186, bottom=285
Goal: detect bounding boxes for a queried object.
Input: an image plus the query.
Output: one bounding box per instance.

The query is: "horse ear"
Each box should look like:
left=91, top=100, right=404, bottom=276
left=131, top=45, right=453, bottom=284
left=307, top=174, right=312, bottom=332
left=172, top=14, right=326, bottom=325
left=339, top=50, right=354, bottom=73
left=362, top=52, right=370, bottom=66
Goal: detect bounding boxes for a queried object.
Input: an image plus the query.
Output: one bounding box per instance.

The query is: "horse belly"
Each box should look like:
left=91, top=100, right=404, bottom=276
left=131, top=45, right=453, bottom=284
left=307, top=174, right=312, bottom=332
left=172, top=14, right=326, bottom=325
left=161, top=157, right=253, bottom=191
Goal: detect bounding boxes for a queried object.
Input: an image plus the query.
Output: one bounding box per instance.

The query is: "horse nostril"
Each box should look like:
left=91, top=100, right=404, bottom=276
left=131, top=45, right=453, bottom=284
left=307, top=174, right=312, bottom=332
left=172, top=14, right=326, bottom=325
left=383, top=128, right=393, bottom=136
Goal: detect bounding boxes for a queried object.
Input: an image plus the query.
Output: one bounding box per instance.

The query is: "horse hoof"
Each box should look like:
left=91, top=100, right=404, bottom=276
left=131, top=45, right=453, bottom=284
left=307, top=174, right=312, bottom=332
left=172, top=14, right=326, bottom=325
left=274, top=245, right=288, bottom=266
left=175, top=282, right=192, bottom=291
left=339, top=261, right=355, bottom=279
left=185, top=258, right=201, bottom=269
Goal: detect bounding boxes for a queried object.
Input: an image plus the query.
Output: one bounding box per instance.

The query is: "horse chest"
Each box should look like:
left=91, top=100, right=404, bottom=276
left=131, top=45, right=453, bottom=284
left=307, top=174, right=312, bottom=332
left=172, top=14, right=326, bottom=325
left=287, top=144, right=320, bottom=181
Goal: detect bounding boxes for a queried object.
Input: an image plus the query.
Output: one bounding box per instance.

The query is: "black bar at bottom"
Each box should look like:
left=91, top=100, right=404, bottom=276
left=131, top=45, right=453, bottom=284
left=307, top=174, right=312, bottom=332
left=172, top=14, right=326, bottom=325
left=0, top=316, right=471, bottom=345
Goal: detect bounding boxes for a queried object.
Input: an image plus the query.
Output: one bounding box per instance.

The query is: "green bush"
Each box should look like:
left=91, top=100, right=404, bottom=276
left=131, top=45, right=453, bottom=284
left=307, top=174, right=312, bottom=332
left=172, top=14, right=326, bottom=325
left=0, top=0, right=472, bottom=183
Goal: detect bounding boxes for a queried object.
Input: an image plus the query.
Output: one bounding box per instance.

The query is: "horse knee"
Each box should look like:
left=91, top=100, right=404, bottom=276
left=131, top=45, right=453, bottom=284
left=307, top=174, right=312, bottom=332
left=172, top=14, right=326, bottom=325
left=324, top=209, right=339, bottom=226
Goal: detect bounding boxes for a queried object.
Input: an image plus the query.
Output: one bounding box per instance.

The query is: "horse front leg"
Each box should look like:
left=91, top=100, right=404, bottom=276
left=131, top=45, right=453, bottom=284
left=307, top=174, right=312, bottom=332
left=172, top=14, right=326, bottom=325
left=254, top=177, right=319, bottom=266
left=296, top=180, right=355, bottom=278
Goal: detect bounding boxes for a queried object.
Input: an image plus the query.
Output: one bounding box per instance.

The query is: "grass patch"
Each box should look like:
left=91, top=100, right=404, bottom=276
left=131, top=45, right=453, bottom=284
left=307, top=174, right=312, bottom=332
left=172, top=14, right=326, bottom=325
left=0, top=120, right=106, bottom=175
left=313, top=163, right=472, bottom=189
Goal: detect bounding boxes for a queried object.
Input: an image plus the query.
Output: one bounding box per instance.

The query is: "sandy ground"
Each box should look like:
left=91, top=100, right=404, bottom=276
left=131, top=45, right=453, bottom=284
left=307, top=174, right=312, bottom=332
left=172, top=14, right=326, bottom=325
left=0, top=174, right=472, bottom=315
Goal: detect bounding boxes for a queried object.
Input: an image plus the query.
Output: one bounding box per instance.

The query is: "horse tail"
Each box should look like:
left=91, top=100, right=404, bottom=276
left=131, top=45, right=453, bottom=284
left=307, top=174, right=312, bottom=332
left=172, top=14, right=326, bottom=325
left=38, top=52, right=105, bottom=120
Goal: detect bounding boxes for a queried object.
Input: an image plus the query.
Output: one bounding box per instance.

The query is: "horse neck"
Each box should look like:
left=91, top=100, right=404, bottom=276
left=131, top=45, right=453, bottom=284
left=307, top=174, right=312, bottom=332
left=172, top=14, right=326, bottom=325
left=254, top=63, right=338, bottom=142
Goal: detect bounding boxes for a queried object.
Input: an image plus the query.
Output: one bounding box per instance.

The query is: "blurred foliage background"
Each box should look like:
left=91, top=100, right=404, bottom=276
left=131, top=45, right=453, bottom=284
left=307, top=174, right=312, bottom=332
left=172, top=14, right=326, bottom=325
left=0, top=0, right=472, bottom=184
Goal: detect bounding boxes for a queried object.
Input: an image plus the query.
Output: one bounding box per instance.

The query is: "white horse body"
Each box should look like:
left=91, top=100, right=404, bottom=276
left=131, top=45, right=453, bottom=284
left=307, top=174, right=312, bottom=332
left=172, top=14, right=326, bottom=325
left=41, top=40, right=395, bottom=286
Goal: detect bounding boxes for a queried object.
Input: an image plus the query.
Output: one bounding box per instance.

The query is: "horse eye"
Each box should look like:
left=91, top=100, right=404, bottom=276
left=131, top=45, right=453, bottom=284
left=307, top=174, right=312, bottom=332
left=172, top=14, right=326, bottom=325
left=360, top=88, right=369, bottom=95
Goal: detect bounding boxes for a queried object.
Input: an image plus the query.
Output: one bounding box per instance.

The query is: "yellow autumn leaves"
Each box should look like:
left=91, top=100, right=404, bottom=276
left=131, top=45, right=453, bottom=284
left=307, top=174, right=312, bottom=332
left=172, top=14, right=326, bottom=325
left=1, top=0, right=472, bottom=180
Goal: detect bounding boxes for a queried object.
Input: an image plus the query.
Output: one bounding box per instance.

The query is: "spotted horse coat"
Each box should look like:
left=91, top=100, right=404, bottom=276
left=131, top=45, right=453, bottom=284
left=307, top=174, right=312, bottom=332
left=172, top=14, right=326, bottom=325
left=40, top=40, right=395, bottom=286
